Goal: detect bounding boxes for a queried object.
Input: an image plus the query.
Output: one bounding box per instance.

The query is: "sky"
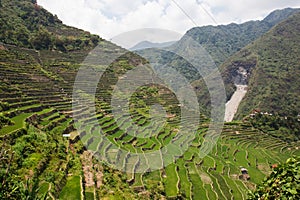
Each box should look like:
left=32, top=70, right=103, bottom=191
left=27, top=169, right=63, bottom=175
left=37, top=0, right=300, bottom=46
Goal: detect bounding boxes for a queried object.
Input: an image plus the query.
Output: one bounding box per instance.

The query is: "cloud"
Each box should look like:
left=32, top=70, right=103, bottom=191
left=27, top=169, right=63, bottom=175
left=205, top=0, right=300, bottom=22
left=37, top=0, right=300, bottom=42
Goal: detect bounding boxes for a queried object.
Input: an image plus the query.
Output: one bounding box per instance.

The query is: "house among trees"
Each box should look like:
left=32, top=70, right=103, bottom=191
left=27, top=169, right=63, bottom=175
left=271, top=163, right=278, bottom=169
left=239, top=167, right=250, bottom=181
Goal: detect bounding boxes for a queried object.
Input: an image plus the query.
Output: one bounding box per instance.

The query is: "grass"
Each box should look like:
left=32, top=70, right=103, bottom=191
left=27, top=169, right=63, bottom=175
left=164, top=163, right=179, bottom=197
left=187, top=163, right=207, bottom=199
left=0, top=112, right=32, bottom=135
left=176, top=159, right=191, bottom=199
left=85, top=192, right=94, bottom=200
left=22, top=153, right=43, bottom=169
left=38, top=182, right=50, bottom=197
left=211, top=171, right=232, bottom=199
left=0, top=10, right=299, bottom=199
left=59, top=176, right=82, bottom=200
left=132, top=173, right=143, bottom=187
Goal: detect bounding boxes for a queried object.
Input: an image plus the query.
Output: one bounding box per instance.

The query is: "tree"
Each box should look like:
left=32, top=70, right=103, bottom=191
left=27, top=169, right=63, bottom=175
left=54, top=36, right=66, bottom=52
left=30, top=28, right=52, bottom=50
left=90, top=35, right=100, bottom=45
left=16, top=27, right=30, bottom=47
left=0, top=143, right=48, bottom=199
left=0, top=144, right=20, bottom=199
left=248, top=156, right=300, bottom=199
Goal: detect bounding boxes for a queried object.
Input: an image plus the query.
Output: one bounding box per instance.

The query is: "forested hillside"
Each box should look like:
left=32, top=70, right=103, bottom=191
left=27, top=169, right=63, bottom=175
left=135, top=8, right=300, bottom=114
left=0, top=0, right=102, bottom=51
left=185, top=7, right=300, bottom=67
left=220, top=12, right=300, bottom=119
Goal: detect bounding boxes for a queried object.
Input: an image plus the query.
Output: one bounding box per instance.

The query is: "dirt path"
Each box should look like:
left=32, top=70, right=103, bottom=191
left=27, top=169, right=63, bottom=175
left=80, top=150, right=103, bottom=191
left=224, top=85, right=248, bottom=122
left=81, top=151, right=95, bottom=187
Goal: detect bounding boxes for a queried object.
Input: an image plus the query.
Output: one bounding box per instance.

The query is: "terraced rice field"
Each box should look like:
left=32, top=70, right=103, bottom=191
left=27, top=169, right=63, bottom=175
left=1, top=46, right=299, bottom=199
left=74, top=99, right=300, bottom=199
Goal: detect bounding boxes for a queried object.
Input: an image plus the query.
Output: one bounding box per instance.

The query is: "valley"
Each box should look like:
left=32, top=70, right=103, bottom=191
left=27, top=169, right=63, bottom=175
left=0, top=1, right=299, bottom=199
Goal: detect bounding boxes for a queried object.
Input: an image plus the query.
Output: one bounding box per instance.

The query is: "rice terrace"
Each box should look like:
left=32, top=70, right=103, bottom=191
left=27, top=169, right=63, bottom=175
left=0, top=0, right=299, bottom=199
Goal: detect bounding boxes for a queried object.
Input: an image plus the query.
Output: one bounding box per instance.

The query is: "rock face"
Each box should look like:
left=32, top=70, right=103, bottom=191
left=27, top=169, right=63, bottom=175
left=234, top=67, right=249, bottom=85
left=223, top=57, right=257, bottom=86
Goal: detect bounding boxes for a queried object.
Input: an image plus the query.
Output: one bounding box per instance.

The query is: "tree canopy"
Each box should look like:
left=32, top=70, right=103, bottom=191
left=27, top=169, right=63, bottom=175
left=248, top=156, right=300, bottom=200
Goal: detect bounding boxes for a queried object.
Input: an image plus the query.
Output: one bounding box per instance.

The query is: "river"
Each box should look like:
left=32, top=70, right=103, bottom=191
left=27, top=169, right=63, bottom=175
left=224, top=85, right=248, bottom=122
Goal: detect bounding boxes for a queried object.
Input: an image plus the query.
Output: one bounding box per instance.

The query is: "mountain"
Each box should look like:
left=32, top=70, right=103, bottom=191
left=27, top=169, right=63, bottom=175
left=137, top=8, right=300, bottom=84
left=0, top=1, right=146, bottom=199
left=221, top=11, right=300, bottom=119
left=130, top=40, right=176, bottom=51
left=0, top=0, right=102, bottom=51
left=134, top=8, right=300, bottom=116
left=263, top=7, right=300, bottom=24
left=179, top=8, right=299, bottom=65
left=184, top=7, right=300, bottom=67
left=0, top=1, right=300, bottom=200
left=190, top=9, right=300, bottom=119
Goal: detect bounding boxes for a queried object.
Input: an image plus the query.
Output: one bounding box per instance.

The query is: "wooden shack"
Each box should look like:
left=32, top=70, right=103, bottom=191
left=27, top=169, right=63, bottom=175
left=239, top=167, right=250, bottom=180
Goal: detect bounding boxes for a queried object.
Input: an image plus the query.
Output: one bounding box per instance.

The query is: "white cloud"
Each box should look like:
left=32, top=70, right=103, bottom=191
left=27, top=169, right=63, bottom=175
left=37, top=0, right=300, bottom=43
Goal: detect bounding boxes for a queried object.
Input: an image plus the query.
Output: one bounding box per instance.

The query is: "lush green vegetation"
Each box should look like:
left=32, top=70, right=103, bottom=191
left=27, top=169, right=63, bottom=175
left=59, top=176, right=82, bottom=200
left=135, top=8, right=300, bottom=115
left=0, top=0, right=102, bottom=51
left=0, top=142, right=48, bottom=199
left=248, top=156, right=300, bottom=200
left=223, top=12, right=300, bottom=119
left=0, top=114, right=13, bottom=128
left=249, top=113, right=300, bottom=142
left=0, top=1, right=299, bottom=199
left=185, top=7, right=299, bottom=67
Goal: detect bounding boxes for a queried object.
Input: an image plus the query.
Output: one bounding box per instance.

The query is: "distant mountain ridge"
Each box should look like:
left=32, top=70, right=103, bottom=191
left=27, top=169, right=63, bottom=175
left=130, top=40, right=176, bottom=51
left=263, top=7, right=300, bottom=24
left=183, top=7, right=300, bottom=66
left=134, top=7, right=300, bottom=117
left=136, top=8, right=300, bottom=80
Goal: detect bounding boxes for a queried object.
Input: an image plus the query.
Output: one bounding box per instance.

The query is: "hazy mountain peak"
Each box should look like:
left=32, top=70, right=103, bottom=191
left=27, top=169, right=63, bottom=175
left=263, top=7, right=300, bottom=25
left=129, top=40, right=177, bottom=51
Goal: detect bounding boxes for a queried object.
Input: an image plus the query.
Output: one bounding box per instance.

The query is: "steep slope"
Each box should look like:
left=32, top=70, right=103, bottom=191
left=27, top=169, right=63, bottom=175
left=0, top=1, right=146, bottom=199
left=184, top=7, right=300, bottom=67
left=221, top=12, right=300, bottom=119
left=1, top=2, right=300, bottom=200
left=0, top=0, right=102, bottom=51
left=188, top=8, right=300, bottom=117
left=134, top=8, right=300, bottom=117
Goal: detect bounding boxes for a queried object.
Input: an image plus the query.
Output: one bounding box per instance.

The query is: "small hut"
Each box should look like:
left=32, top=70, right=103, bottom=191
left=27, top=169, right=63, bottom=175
left=271, top=164, right=278, bottom=169
left=239, top=167, right=250, bottom=180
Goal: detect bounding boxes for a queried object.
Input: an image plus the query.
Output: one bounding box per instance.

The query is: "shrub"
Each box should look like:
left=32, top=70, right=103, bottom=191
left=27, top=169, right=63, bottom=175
left=248, top=156, right=300, bottom=199
left=29, top=28, right=53, bottom=50
left=0, top=114, right=13, bottom=129
left=0, top=101, right=9, bottom=112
